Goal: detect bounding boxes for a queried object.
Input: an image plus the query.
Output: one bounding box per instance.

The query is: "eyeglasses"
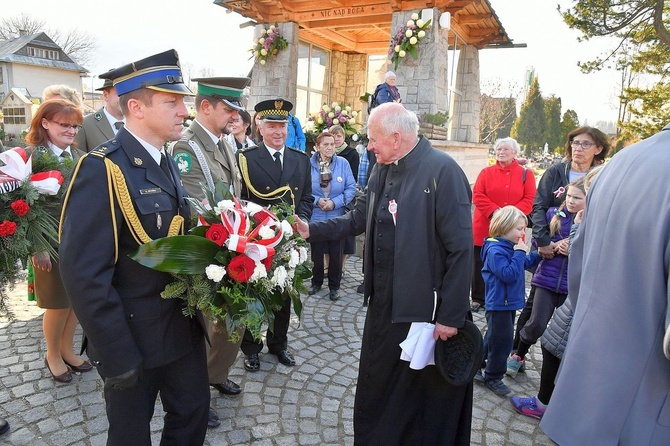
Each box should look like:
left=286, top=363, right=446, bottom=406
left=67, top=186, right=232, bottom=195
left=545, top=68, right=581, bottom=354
left=50, top=121, right=81, bottom=131
left=570, top=140, right=597, bottom=149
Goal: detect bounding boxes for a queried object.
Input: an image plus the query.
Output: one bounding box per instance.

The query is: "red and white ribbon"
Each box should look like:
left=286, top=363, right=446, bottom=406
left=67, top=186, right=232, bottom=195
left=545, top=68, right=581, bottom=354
left=222, top=198, right=284, bottom=261
left=0, top=147, right=63, bottom=195
left=553, top=187, right=566, bottom=199
left=389, top=199, right=398, bottom=226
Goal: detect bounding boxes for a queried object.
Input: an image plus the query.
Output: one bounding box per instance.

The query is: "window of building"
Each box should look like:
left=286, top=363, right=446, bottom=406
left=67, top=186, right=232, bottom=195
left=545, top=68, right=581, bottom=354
left=365, top=55, right=387, bottom=95
left=4, top=107, right=26, bottom=125
left=27, top=46, right=59, bottom=60
left=296, top=42, right=329, bottom=122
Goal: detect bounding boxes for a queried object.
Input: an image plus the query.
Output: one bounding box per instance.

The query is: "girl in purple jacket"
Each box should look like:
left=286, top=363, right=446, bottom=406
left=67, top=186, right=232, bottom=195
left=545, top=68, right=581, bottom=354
left=507, top=177, right=586, bottom=377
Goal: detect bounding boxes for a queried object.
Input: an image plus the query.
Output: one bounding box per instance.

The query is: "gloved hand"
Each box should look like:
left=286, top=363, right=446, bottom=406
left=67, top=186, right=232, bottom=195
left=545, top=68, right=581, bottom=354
left=104, top=367, right=141, bottom=391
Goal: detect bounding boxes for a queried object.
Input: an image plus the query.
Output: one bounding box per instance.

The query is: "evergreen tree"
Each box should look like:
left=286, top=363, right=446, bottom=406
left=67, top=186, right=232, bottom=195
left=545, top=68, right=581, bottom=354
left=544, top=96, right=563, bottom=151
left=560, top=109, right=580, bottom=153
left=511, top=77, right=546, bottom=155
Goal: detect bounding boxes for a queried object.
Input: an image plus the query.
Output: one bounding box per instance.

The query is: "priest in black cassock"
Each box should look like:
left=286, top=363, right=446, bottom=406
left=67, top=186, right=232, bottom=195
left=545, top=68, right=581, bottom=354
left=296, top=102, right=474, bottom=445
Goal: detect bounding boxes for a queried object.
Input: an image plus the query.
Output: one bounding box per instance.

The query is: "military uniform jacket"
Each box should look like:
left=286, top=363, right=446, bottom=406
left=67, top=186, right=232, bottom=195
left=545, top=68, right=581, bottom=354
left=74, top=107, right=115, bottom=152
left=170, top=120, right=242, bottom=204
left=237, top=142, right=313, bottom=221
left=59, top=128, right=204, bottom=378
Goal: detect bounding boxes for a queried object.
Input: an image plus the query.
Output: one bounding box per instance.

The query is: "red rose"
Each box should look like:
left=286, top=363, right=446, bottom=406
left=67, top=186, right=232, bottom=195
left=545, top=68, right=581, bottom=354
left=205, top=224, right=229, bottom=246
left=11, top=199, right=30, bottom=217
left=227, top=254, right=256, bottom=283
left=261, top=255, right=273, bottom=271
left=0, top=220, right=18, bottom=237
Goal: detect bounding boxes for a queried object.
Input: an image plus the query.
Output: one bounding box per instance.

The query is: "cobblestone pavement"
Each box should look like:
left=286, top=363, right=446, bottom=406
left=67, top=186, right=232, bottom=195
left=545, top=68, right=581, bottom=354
left=0, top=257, right=553, bottom=445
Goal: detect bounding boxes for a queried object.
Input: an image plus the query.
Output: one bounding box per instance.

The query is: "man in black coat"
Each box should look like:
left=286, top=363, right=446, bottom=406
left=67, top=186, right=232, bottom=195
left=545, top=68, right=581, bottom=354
left=296, top=103, right=473, bottom=445
left=59, top=50, right=209, bottom=445
left=236, top=98, right=312, bottom=372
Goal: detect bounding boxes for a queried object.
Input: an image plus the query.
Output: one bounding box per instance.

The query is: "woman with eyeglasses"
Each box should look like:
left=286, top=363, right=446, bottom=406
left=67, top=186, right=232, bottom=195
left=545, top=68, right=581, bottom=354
left=224, top=109, right=256, bottom=152
left=25, top=98, right=92, bottom=383
left=509, top=126, right=610, bottom=373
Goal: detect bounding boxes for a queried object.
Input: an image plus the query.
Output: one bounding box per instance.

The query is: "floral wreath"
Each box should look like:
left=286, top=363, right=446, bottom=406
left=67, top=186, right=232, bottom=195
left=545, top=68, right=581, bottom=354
left=1, top=147, right=73, bottom=302
left=388, top=11, right=432, bottom=70
left=306, top=101, right=362, bottom=138
left=131, top=181, right=312, bottom=341
left=250, top=23, right=288, bottom=66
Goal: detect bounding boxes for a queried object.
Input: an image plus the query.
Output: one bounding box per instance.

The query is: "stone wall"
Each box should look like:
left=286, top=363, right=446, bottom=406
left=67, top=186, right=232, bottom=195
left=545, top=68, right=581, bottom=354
left=330, top=52, right=367, bottom=113
left=448, top=44, right=481, bottom=143
left=247, top=22, right=299, bottom=111
left=391, top=8, right=449, bottom=116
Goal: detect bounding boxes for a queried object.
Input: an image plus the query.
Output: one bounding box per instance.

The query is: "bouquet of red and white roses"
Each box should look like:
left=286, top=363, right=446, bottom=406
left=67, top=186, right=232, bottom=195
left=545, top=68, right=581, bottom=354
left=1, top=147, right=70, bottom=295
left=131, top=182, right=312, bottom=341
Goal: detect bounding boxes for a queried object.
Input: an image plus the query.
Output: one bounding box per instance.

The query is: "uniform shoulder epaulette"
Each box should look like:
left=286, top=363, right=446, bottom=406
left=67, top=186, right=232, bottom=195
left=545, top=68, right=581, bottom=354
left=242, top=145, right=259, bottom=153
left=287, top=147, right=308, bottom=156
left=89, top=139, right=121, bottom=159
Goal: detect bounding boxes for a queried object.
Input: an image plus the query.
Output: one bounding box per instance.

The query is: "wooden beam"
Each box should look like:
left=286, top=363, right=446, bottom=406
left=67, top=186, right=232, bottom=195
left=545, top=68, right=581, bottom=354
left=300, top=14, right=390, bottom=29
left=311, top=28, right=358, bottom=49
left=468, top=27, right=498, bottom=37
left=292, top=3, right=392, bottom=23
left=457, top=14, right=489, bottom=25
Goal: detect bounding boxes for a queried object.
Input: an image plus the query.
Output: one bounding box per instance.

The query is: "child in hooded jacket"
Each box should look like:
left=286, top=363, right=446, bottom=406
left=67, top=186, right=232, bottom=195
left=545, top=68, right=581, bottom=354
left=477, top=206, right=541, bottom=396
left=507, top=177, right=587, bottom=377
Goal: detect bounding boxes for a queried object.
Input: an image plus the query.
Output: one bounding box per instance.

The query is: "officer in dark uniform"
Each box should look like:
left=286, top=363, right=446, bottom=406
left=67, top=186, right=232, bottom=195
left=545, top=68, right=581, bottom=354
left=59, top=49, right=209, bottom=445
left=237, top=99, right=312, bottom=372
left=75, top=78, right=125, bottom=152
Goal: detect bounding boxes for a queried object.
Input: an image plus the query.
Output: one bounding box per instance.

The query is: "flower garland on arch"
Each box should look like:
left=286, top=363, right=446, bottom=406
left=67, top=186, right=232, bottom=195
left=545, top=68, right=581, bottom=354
left=388, top=11, right=432, bottom=70
left=250, top=23, right=288, bottom=66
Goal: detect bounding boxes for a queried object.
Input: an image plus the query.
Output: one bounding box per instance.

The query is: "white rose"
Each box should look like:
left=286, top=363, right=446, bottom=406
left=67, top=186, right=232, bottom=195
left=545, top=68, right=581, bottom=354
left=411, top=13, right=419, bottom=20
left=243, top=201, right=264, bottom=215
left=331, top=102, right=338, bottom=108
left=259, top=38, right=265, bottom=44
left=281, top=219, right=293, bottom=238
left=352, top=134, right=359, bottom=141
left=298, top=246, right=309, bottom=263
left=249, top=262, right=267, bottom=283
left=410, top=37, right=417, bottom=45
left=258, top=225, right=275, bottom=240
left=322, top=104, right=330, bottom=112
left=333, top=118, right=339, bottom=125
left=260, top=29, right=266, bottom=35
left=335, top=105, right=341, bottom=112
left=416, top=19, right=424, bottom=28
left=317, top=118, right=324, bottom=124
left=205, top=265, right=226, bottom=283
left=351, top=110, right=358, bottom=117
left=407, top=20, right=415, bottom=27
left=271, top=266, right=288, bottom=289
left=349, top=118, right=355, bottom=124
left=394, top=45, right=401, bottom=53
left=328, top=112, right=335, bottom=118
left=260, top=59, right=266, bottom=65
left=341, top=109, right=348, bottom=116
left=418, top=30, right=426, bottom=38
left=288, top=250, right=300, bottom=268
left=405, top=29, right=413, bottom=38
left=345, top=106, right=352, bottom=112
left=399, top=50, right=406, bottom=58
left=260, top=48, right=268, bottom=56
left=213, top=200, right=235, bottom=215
left=269, top=24, right=275, bottom=30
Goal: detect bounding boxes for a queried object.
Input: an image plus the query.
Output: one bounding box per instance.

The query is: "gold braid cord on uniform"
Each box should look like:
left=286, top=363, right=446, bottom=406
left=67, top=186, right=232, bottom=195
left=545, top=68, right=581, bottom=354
left=105, top=159, right=184, bottom=245
left=238, top=152, right=296, bottom=207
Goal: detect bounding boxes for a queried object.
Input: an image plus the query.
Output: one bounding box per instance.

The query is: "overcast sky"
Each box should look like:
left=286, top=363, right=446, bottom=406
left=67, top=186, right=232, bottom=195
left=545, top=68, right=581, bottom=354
left=13, top=0, right=621, bottom=125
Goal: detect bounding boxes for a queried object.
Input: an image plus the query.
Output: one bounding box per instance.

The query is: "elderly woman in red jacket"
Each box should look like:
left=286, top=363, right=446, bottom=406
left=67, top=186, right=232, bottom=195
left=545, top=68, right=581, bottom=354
left=471, top=137, right=536, bottom=312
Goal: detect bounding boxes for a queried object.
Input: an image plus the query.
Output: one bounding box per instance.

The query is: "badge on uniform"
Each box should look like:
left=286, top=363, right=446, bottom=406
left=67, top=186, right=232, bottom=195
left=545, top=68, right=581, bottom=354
left=389, top=199, right=397, bottom=226
left=133, top=157, right=143, bottom=166
left=174, top=151, right=192, bottom=174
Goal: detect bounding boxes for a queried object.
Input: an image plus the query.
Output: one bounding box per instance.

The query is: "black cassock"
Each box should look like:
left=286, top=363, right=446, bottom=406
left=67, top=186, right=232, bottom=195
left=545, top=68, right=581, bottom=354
left=354, top=162, right=472, bottom=446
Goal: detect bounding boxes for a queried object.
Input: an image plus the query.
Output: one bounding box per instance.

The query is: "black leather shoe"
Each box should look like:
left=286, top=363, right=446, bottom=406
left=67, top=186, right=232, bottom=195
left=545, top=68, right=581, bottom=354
left=211, top=379, right=241, bottom=395
left=308, top=285, right=322, bottom=295
left=272, top=350, right=296, bottom=366
left=63, top=359, right=94, bottom=373
left=329, top=290, right=340, bottom=301
left=356, top=283, right=364, bottom=293
left=244, top=353, right=260, bottom=372
left=0, top=417, right=9, bottom=436
left=45, top=358, right=72, bottom=383
left=207, top=407, right=220, bottom=428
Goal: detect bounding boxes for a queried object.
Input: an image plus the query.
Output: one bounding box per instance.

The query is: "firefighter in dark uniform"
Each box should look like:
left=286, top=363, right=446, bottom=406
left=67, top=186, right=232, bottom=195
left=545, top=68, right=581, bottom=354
left=237, top=99, right=312, bottom=372
left=59, top=49, right=209, bottom=445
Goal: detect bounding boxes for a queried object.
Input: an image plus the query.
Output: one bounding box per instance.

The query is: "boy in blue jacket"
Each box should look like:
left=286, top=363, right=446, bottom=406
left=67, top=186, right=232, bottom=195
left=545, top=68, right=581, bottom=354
left=476, top=206, right=540, bottom=396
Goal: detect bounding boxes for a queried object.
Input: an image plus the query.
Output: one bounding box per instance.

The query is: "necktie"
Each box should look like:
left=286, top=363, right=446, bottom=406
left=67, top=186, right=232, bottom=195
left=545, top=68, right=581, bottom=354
left=61, top=151, right=72, bottom=159
left=273, top=151, right=282, bottom=173
left=160, top=152, right=173, bottom=183
left=114, top=121, right=124, bottom=131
